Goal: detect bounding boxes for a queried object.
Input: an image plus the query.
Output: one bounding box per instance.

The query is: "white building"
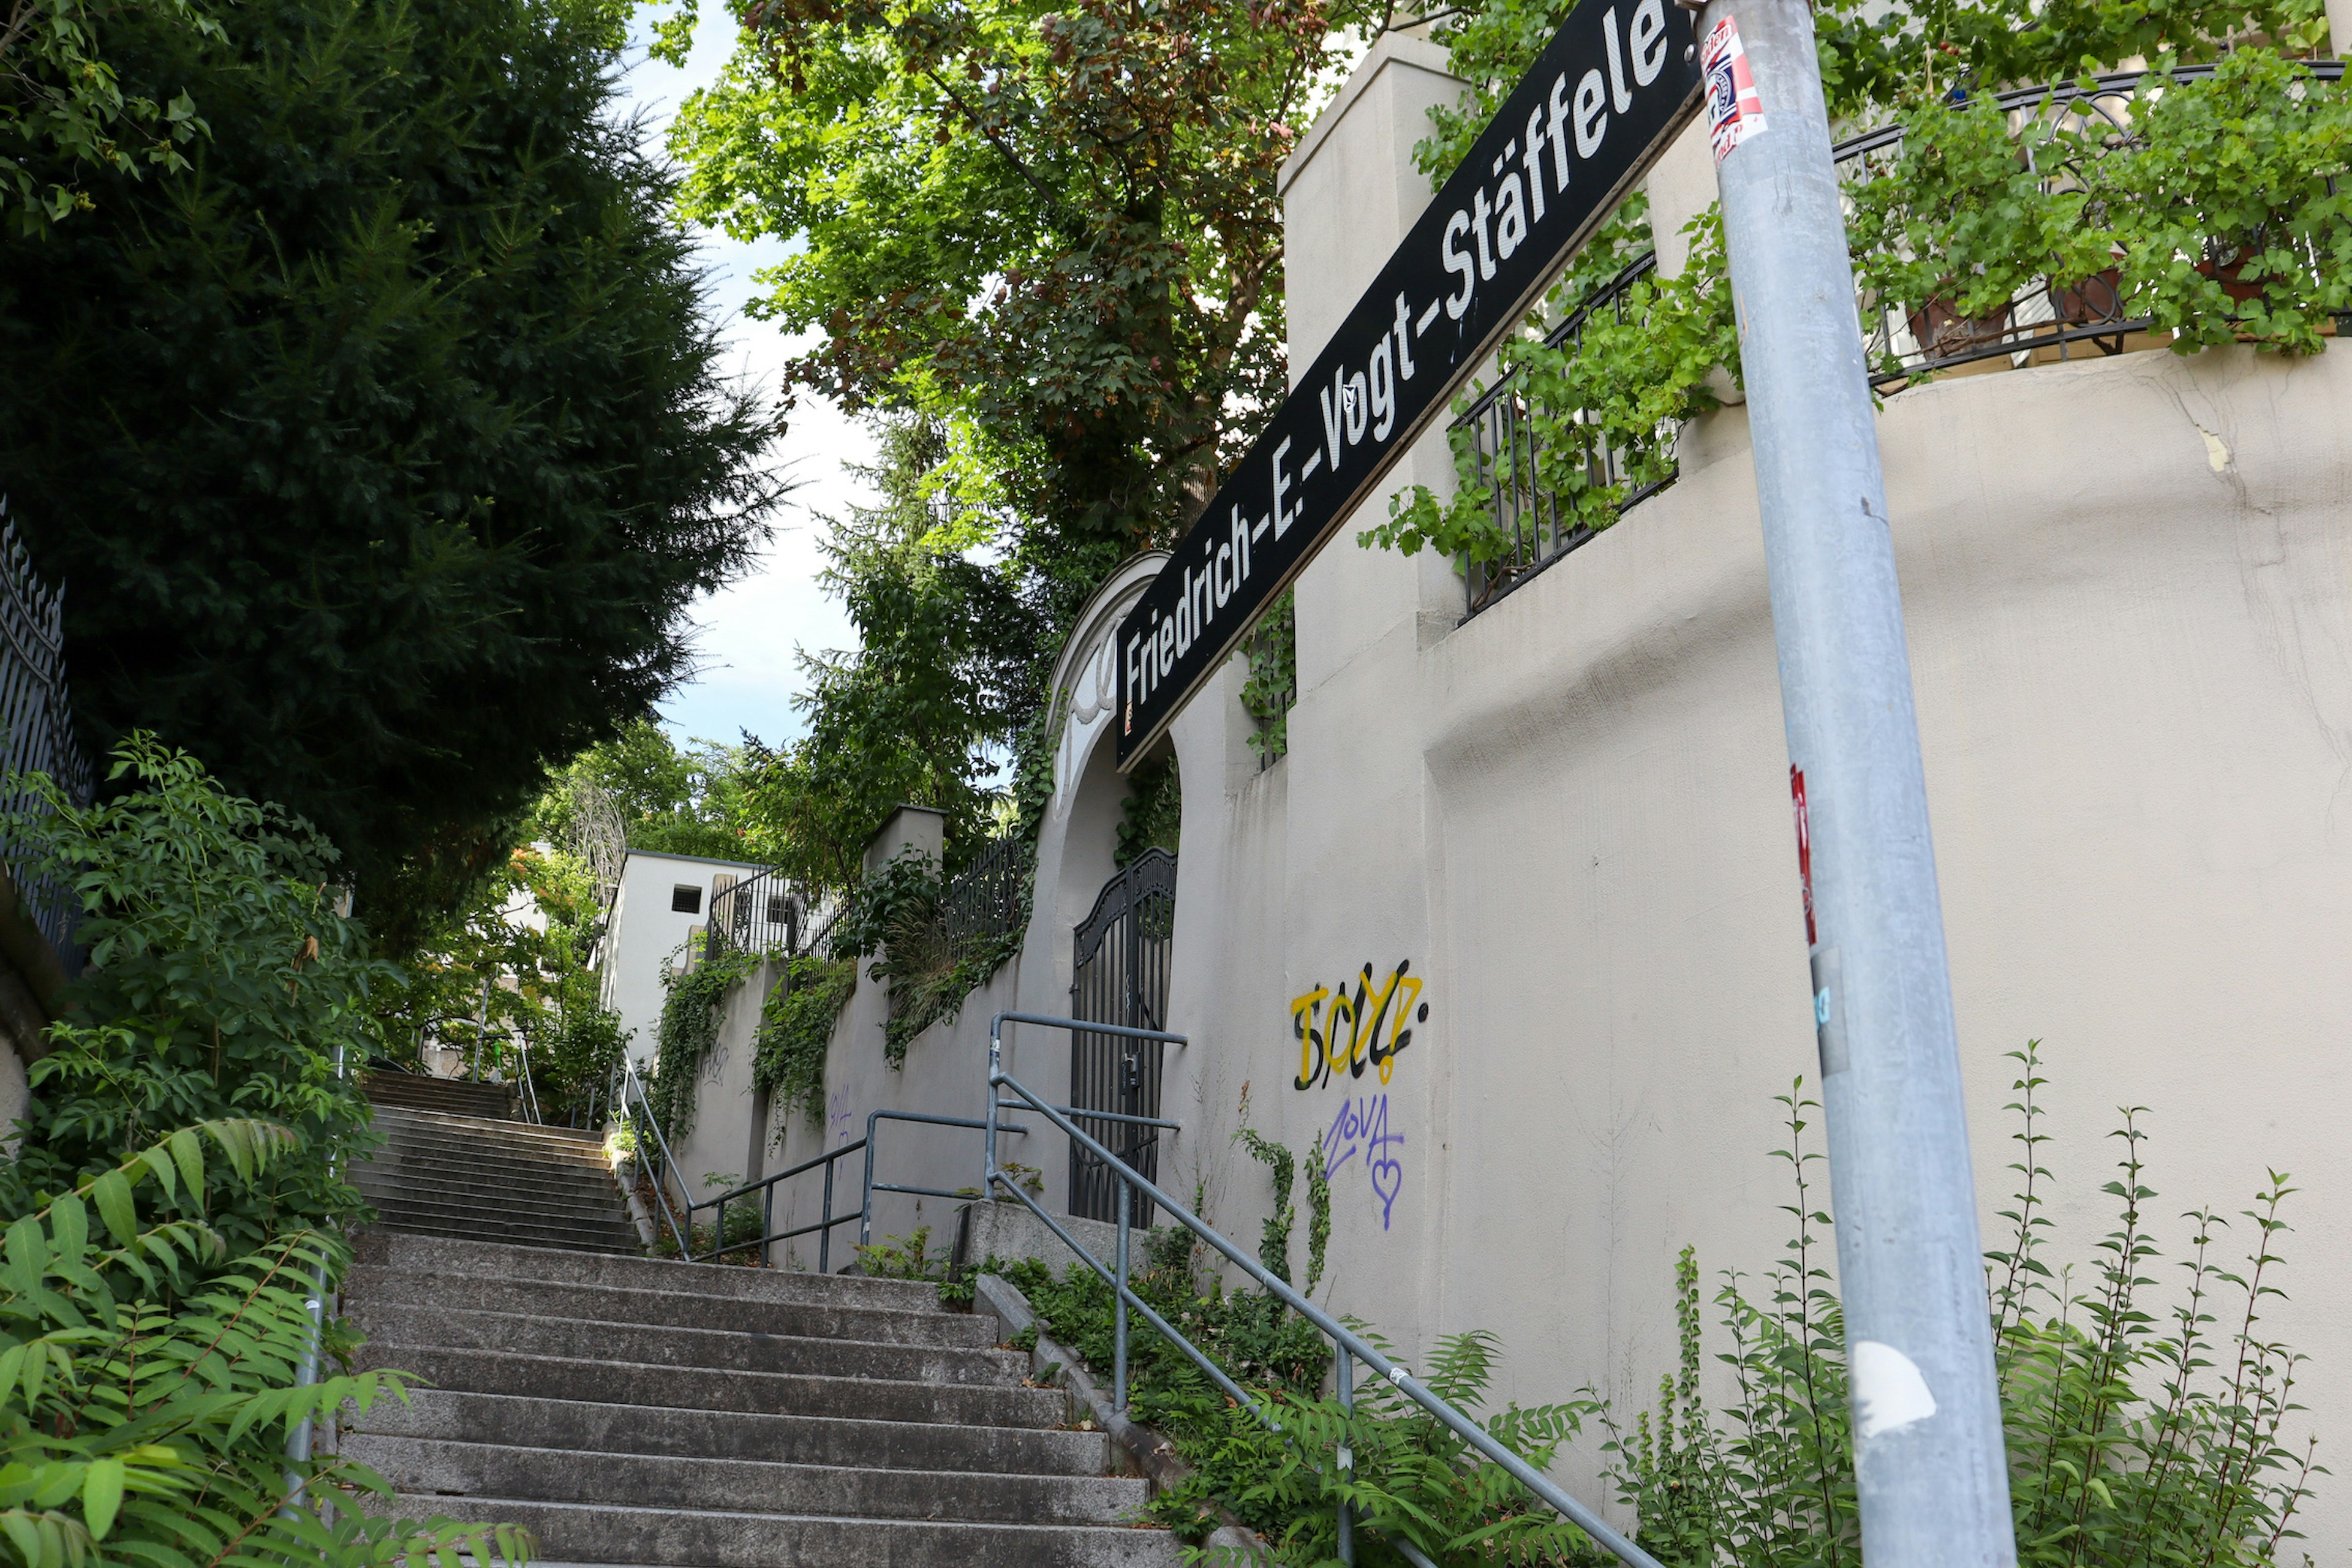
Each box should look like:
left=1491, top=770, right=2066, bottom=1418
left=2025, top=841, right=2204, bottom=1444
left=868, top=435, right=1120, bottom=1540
left=598, top=848, right=770, bottom=1067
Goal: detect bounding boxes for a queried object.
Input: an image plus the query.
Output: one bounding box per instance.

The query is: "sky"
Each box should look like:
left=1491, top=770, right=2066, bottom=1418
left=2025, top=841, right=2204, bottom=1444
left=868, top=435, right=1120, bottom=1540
left=615, top=12, right=873, bottom=754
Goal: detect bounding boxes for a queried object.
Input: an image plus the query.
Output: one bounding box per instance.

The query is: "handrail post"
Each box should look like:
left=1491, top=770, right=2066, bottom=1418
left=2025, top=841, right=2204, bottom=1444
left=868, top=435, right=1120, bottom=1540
left=860, top=1112, right=881, bottom=1251
left=762, top=1181, right=774, bottom=1270
left=1336, top=1348, right=1355, bottom=1565
left=820, top=1151, right=837, bottom=1273
left=984, top=1016, right=1002, bottom=1188
left=1113, top=1175, right=1130, bottom=1415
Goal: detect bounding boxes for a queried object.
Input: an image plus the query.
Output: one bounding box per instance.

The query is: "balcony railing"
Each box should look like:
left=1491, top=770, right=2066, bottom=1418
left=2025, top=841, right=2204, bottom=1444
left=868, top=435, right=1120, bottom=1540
left=0, top=508, right=95, bottom=962
left=1456, top=61, right=2348, bottom=614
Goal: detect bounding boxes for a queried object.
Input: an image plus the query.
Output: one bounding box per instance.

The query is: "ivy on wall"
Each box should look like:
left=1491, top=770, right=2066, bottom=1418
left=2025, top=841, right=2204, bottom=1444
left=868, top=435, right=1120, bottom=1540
left=646, top=945, right=759, bottom=1142
left=753, top=953, right=858, bottom=1127
left=1240, top=590, right=1297, bottom=764
left=1366, top=54, right=2352, bottom=571
left=1115, top=756, right=1183, bottom=866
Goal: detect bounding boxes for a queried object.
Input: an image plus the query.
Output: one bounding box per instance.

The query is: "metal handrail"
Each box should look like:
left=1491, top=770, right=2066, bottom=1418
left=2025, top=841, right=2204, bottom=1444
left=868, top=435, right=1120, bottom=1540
left=687, top=1137, right=867, bottom=1271
left=981, top=1012, right=1663, bottom=1568
left=611, top=1057, right=692, bottom=1256
left=516, top=1053, right=544, bottom=1125
left=854, top=1109, right=1033, bottom=1249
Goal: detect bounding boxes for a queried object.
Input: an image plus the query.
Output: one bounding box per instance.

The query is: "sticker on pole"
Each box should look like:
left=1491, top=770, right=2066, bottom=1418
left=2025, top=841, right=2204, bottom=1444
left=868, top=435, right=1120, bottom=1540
left=1702, top=17, right=1766, bottom=164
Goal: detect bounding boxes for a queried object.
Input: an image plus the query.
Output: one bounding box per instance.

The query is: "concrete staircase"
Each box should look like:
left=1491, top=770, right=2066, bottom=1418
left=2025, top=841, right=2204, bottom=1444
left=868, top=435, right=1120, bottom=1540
left=341, top=1232, right=1186, bottom=1566
left=355, top=1075, right=641, bottom=1255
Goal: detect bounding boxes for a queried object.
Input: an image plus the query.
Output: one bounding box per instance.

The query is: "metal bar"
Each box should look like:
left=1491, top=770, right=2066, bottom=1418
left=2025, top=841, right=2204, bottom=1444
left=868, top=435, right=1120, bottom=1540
left=984, top=1168, right=1270, bottom=1427
left=990, top=1009, right=1185, bottom=1047
left=1033, top=1105, right=1180, bottom=1129
left=820, top=1152, right=836, bottom=1273
left=1705, top=2, right=2015, bottom=1565
left=1114, top=1177, right=1131, bottom=1414
left=693, top=1137, right=870, bottom=1208
left=992, top=1068, right=1664, bottom=1568
left=859, top=1108, right=1030, bottom=1248
left=869, top=1182, right=979, bottom=1200
left=1336, top=1348, right=1354, bottom=1566
left=762, top=1181, right=774, bottom=1270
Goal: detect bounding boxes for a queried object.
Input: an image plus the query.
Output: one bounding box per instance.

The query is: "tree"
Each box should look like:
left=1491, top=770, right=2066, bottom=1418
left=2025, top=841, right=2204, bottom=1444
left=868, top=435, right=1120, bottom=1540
left=0, top=0, right=216, bottom=230
left=0, top=0, right=780, bottom=944
left=660, top=0, right=1392, bottom=652
left=740, top=416, right=1030, bottom=887
left=372, top=840, right=628, bottom=1123
left=537, top=718, right=760, bottom=862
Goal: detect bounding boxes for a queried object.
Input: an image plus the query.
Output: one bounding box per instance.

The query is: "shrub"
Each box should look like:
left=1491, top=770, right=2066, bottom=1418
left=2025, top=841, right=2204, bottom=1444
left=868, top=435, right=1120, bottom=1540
left=0, top=1119, right=527, bottom=1568
left=0, top=739, right=392, bottom=1247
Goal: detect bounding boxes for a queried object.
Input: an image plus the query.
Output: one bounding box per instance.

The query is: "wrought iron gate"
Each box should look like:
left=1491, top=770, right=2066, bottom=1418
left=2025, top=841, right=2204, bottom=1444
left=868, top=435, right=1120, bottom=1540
left=1068, top=848, right=1177, bottom=1224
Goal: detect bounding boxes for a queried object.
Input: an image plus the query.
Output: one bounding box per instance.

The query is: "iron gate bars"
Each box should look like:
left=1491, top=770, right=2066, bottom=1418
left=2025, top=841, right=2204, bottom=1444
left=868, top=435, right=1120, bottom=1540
left=0, top=512, right=95, bottom=963
left=1067, top=847, right=1177, bottom=1226
left=980, top=1011, right=1660, bottom=1568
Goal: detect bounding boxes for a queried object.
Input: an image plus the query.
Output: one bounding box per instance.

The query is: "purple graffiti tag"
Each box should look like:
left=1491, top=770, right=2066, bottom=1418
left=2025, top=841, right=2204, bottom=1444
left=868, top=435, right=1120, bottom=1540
left=1324, top=1093, right=1405, bottom=1230
left=828, top=1091, right=853, bottom=1145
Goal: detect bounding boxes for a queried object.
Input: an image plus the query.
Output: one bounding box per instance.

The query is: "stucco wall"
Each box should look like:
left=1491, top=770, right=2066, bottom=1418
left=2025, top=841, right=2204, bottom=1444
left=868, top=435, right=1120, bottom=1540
left=1148, top=30, right=2352, bottom=1544
left=666, top=31, right=2352, bottom=1545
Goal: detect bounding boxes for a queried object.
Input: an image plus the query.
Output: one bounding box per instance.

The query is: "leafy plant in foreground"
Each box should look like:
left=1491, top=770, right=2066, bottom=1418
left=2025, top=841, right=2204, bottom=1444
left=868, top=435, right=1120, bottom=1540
left=1604, top=1047, right=2323, bottom=1568
left=0, top=1119, right=527, bottom=1568
left=0, top=739, right=391, bottom=1248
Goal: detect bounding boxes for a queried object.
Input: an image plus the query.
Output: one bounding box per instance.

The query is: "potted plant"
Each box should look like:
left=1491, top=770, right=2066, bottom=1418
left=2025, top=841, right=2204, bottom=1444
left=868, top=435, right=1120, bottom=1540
left=1846, top=92, right=2111, bottom=374
left=2102, top=49, right=2352, bottom=353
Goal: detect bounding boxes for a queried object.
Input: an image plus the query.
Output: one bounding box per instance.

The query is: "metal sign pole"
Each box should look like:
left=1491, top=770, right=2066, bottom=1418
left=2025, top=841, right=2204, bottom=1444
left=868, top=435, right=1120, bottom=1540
left=1700, top=1, right=2016, bottom=1563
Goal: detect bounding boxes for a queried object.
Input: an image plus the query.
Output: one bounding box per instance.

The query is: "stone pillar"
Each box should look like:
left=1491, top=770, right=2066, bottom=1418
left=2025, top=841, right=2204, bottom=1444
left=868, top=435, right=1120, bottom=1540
left=863, top=804, right=946, bottom=876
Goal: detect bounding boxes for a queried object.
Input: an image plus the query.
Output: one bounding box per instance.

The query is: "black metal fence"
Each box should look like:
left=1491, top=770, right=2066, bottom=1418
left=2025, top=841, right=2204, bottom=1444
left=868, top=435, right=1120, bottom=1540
left=1454, top=62, right=2347, bottom=615
left=704, top=865, right=803, bottom=964
left=0, top=510, right=94, bottom=963
left=943, top=834, right=1032, bottom=951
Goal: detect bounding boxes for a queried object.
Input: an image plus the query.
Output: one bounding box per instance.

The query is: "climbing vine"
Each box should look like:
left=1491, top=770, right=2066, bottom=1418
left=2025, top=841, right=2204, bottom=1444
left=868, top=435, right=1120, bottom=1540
left=753, top=952, right=858, bottom=1126
left=1240, top=590, right=1297, bottom=764
left=646, top=944, right=758, bottom=1141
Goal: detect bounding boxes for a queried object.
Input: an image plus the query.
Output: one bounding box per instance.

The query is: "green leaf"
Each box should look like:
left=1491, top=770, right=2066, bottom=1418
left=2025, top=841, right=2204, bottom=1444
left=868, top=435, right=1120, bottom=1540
left=81, top=1460, right=123, bottom=1539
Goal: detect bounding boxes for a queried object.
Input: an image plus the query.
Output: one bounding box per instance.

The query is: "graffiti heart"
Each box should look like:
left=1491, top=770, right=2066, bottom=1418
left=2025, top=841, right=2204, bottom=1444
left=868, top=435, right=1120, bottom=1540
left=1292, top=959, right=1427, bottom=1092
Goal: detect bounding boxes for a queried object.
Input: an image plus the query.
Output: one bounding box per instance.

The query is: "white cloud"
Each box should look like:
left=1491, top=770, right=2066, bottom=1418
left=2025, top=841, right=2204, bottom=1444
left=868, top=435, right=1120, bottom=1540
left=614, top=10, right=874, bottom=751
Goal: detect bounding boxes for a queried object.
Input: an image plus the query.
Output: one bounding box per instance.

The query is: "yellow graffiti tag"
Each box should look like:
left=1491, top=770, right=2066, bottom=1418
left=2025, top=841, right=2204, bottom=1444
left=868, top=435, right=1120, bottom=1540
left=1292, top=960, right=1426, bottom=1091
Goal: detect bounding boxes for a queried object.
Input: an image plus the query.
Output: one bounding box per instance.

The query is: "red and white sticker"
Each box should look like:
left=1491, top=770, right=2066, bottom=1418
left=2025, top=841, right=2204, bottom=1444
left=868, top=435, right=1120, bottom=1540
left=1702, top=17, right=1766, bottom=164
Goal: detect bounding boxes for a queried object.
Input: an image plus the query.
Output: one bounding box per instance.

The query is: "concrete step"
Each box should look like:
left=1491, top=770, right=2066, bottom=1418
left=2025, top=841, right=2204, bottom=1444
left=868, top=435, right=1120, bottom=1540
left=372, top=1104, right=612, bottom=1151
left=356, top=1182, right=635, bottom=1230
left=346, top=1267, right=999, bottom=1347
left=368, top=1144, right=613, bottom=1180
left=349, top=1436, right=1149, bottom=1525
left=384, top=1496, right=1187, bottom=1567
left=360, top=1177, right=631, bottom=1221
left=348, top=1389, right=1114, bottom=1477
left=352, top=1303, right=1023, bottom=1386
left=361, top=1215, right=643, bottom=1256
left=353, top=1232, right=943, bottom=1312
left=357, top=1344, right=1067, bottom=1430
left=365, top=1072, right=516, bottom=1119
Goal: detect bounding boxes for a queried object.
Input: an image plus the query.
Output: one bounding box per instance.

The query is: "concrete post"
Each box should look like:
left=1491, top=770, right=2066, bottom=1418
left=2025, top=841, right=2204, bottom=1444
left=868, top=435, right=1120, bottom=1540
left=1703, top=1, right=2017, bottom=1564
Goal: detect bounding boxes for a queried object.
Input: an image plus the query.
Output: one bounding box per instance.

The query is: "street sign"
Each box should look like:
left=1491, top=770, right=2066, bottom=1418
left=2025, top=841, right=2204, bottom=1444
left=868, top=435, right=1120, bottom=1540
left=1113, top=0, right=1703, bottom=768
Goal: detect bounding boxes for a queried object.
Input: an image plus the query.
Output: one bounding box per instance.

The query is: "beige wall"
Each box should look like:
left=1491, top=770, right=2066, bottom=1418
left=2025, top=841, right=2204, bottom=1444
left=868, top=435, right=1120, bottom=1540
left=673, top=30, right=2352, bottom=1546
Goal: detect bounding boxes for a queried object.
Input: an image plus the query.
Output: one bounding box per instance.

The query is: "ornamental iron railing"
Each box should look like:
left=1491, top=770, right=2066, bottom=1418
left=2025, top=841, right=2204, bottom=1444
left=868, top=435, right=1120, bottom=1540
left=943, top=834, right=1033, bottom=951
left=1457, top=61, right=2348, bottom=615
left=0, top=508, right=95, bottom=963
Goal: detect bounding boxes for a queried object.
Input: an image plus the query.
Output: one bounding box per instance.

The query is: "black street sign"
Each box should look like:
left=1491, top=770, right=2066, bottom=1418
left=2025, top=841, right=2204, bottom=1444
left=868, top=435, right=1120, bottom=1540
left=1113, top=0, right=1703, bottom=767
